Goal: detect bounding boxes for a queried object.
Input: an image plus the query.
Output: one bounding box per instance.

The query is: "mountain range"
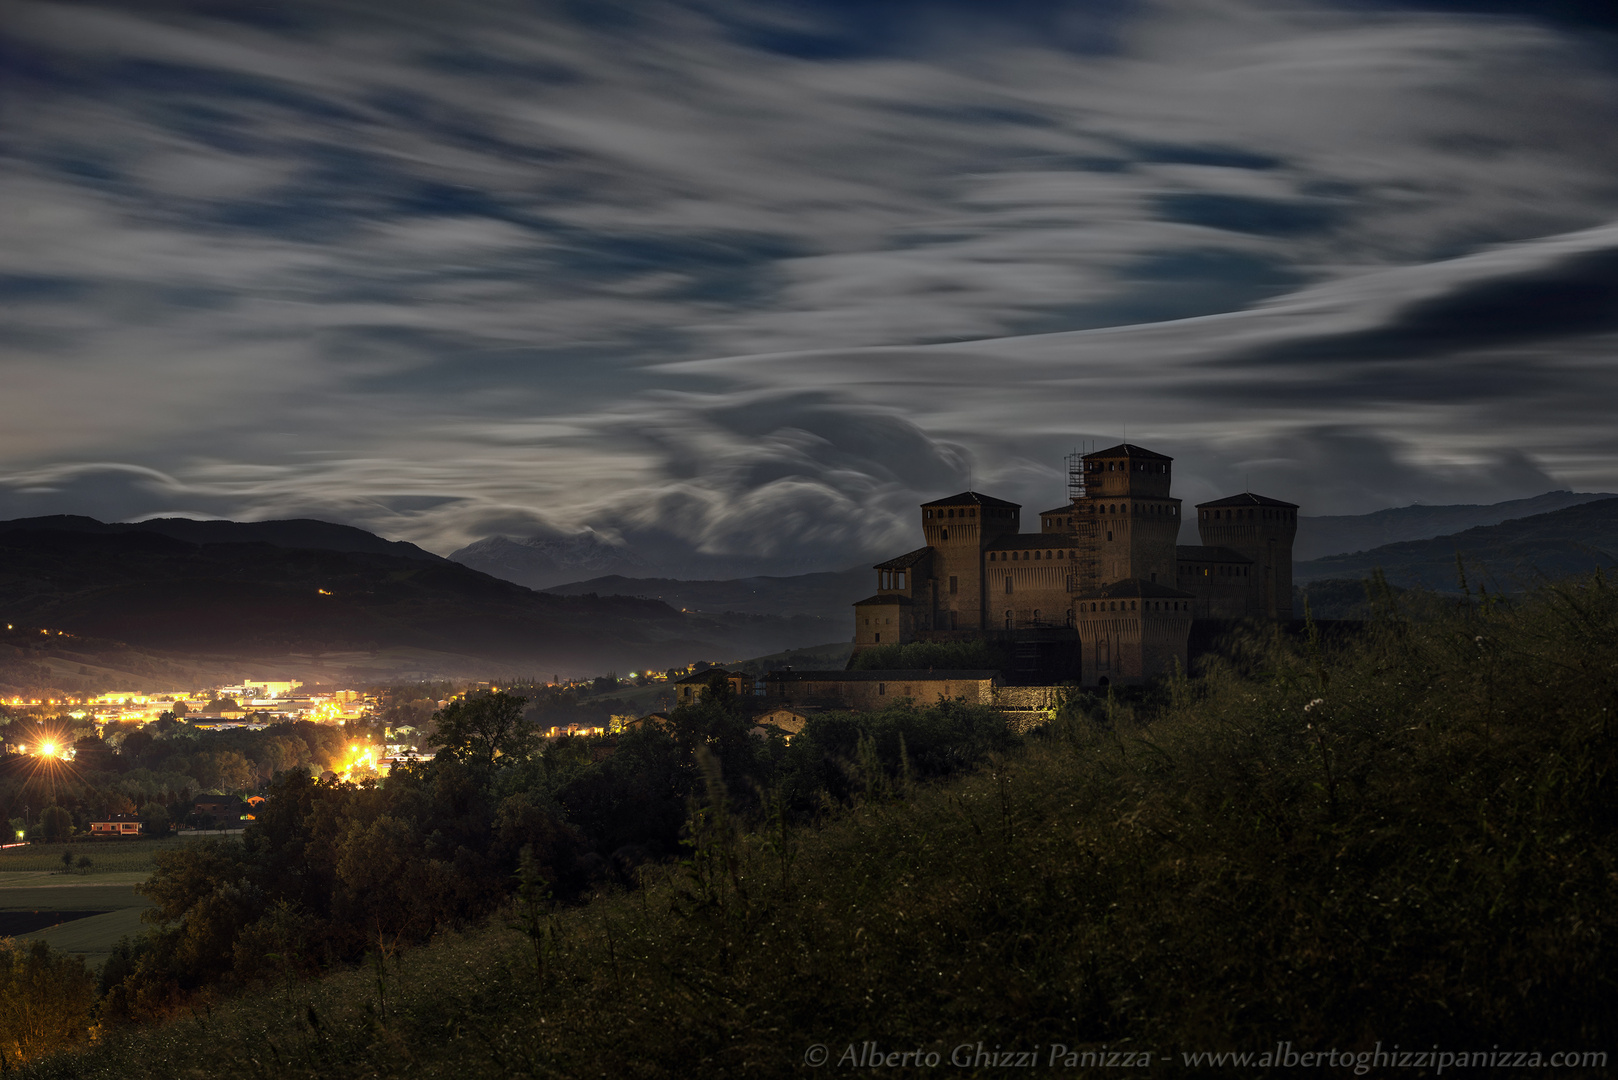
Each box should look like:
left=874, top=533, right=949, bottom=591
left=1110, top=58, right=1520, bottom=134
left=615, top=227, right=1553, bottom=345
left=1292, top=490, right=1615, bottom=561
left=0, top=516, right=838, bottom=681
left=5, top=489, right=1612, bottom=691
left=449, top=532, right=821, bottom=592
left=1294, top=497, right=1618, bottom=592
left=515, top=490, right=1618, bottom=622
left=543, top=568, right=871, bottom=623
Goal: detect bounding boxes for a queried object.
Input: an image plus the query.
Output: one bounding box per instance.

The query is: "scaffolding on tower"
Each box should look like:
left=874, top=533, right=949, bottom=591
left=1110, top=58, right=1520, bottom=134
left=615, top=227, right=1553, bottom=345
left=1064, top=450, right=1100, bottom=596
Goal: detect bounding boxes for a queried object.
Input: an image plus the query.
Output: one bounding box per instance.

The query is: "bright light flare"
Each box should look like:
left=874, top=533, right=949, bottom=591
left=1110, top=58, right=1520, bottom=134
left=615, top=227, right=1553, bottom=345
left=39, top=741, right=58, bottom=758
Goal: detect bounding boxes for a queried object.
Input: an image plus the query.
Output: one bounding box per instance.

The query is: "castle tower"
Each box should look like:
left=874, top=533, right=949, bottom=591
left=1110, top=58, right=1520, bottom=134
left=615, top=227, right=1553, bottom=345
left=1077, top=444, right=1181, bottom=586
left=920, top=492, right=1020, bottom=632
left=1195, top=493, right=1299, bottom=619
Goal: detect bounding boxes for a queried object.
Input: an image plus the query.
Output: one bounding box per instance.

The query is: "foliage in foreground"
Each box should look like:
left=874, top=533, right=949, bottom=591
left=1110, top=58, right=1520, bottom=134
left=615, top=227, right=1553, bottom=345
left=23, top=574, right=1618, bottom=1077
left=0, top=940, right=95, bottom=1067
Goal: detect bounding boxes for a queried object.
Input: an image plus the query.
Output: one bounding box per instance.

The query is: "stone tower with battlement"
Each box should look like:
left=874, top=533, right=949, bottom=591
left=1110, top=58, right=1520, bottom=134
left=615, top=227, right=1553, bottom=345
left=851, top=443, right=1299, bottom=686
left=1194, top=493, right=1299, bottom=620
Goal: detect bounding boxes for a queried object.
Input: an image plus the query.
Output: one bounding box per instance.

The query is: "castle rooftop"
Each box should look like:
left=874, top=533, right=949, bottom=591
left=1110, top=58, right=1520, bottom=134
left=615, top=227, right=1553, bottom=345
left=874, top=547, right=932, bottom=570
left=1085, top=443, right=1173, bottom=461
left=1198, top=492, right=1298, bottom=509
left=920, top=491, right=1021, bottom=509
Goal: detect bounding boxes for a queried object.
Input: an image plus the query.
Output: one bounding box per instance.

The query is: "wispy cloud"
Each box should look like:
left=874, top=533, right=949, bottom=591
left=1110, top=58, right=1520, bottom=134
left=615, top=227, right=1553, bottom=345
left=2, top=0, right=1617, bottom=567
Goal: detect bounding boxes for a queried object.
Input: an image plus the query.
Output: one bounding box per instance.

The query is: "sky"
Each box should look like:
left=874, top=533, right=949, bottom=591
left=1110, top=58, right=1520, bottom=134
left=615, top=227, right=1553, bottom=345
left=4, top=0, right=1618, bottom=574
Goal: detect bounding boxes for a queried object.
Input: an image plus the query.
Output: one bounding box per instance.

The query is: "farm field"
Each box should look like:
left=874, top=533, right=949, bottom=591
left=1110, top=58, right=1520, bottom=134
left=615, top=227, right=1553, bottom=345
left=0, top=842, right=174, bottom=968
left=0, top=839, right=185, bottom=875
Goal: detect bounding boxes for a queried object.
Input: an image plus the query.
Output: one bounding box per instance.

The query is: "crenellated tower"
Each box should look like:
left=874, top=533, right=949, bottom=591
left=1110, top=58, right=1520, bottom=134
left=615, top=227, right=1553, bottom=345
left=1195, top=493, right=1299, bottom=619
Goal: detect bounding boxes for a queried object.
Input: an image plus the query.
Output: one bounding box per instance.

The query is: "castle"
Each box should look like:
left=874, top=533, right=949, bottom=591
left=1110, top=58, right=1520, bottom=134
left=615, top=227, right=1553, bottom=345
left=852, top=444, right=1298, bottom=686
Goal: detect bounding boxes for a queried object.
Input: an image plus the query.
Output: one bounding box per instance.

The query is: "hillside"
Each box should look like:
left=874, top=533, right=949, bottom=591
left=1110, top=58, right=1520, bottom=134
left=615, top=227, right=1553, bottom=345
left=20, top=573, right=1616, bottom=1077
left=545, top=566, right=870, bottom=621
left=1294, top=496, right=1618, bottom=591
left=448, top=532, right=820, bottom=591
left=0, top=515, right=443, bottom=563
left=1294, top=489, right=1615, bottom=560
left=0, top=519, right=840, bottom=676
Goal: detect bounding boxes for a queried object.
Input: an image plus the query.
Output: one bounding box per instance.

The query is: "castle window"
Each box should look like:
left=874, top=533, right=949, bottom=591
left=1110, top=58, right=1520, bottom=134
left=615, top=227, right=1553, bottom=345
left=879, top=682, right=885, bottom=694
left=896, top=571, right=905, bottom=588
left=949, top=575, right=958, bottom=594
left=874, top=634, right=880, bottom=643
left=1034, top=551, right=1041, bottom=560
left=1005, top=611, right=1013, bottom=629
left=941, top=528, right=948, bottom=540
left=1131, top=601, right=1137, bottom=611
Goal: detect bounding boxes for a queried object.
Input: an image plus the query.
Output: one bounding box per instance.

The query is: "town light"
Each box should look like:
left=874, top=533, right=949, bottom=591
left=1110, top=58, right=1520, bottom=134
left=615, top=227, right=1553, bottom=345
left=40, top=741, right=57, bottom=758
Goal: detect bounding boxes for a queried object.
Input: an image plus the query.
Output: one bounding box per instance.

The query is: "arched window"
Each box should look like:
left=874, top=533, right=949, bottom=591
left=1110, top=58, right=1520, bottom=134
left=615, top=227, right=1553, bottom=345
left=1033, top=609, right=1040, bottom=623
left=1005, top=610, right=1013, bottom=629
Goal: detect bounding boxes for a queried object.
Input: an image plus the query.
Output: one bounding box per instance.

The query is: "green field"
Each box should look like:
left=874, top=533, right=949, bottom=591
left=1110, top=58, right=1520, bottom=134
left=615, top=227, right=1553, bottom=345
left=0, top=843, right=175, bottom=969
left=0, top=840, right=185, bottom=875
left=0, top=881, right=153, bottom=968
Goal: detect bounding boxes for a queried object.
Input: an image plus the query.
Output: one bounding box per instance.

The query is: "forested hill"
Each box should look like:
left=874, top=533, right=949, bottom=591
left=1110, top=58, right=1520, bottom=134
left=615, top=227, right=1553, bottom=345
left=1294, top=496, right=1618, bottom=591
left=0, top=520, right=834, bottom=671
left=0, top=515, right=442, bottom=562
left=545, top=566, right=871, bottom=621
left=1293, top=489, right=1616, bottom=561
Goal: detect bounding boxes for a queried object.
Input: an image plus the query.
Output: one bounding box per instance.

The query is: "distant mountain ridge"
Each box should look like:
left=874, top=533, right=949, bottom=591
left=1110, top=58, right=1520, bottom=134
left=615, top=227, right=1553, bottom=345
left=449, top=531, right=849, bottom=590
left=546, top=567, right=872, bottom=622
left=0, top=516, right=841, bottom=674
left=0, top=514, right=443, bottom=562
left=450, top=533, right=651, bottom=591
left=1294, top=497, right=1618, bottom=591
left=1295, top=490, right=1616, bottom=561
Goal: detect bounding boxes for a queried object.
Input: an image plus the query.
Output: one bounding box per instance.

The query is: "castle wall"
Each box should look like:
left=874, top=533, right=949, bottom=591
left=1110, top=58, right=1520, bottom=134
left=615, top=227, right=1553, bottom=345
left=767, top=670, right=998, bottom=709
left=1197, top=501, right=1298, bottom=619
left=854, top=445, right=1291, bottom=687
left=854, top=596, right=914, bottom=647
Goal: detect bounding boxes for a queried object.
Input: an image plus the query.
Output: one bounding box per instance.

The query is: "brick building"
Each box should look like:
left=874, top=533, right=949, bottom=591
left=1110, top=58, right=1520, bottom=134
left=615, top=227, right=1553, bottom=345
left=852, top=443, right=1298, bottom=686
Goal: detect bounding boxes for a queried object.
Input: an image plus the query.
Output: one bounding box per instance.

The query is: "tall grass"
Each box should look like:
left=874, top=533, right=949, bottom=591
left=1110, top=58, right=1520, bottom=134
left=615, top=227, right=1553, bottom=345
left=24, top=574, right=1617, bottom=1078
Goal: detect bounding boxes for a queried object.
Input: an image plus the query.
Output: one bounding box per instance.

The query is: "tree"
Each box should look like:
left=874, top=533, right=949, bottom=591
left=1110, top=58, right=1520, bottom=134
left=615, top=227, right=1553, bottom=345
left=39, top=806, right=71, bottom=843
left=0, top=939, right=96, bottom=1062
left=191, top=749, right=254, bottom=793
left=139, top=803, right=171, bottom=837
left=427, top=692, right=536, bottom=770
